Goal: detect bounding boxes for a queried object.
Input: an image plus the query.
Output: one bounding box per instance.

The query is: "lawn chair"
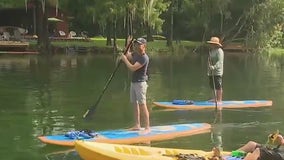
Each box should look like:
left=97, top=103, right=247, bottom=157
left=68, top=31, right=76, bottom=38
left=13, top=29, right=22, bottom=41
left=3, top=32, right=10, bottom=41
left=59, top=30, right=66, bottom=37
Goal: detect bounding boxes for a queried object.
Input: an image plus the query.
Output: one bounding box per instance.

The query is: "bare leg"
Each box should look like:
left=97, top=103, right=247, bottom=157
left=237, top=141, right=259, bottom=153
left=208, top=90, right=217, bottom=102
left=216, top=89, right=223, bottom=110
left=139, top=103, right=151, bottom=134
left=243, top=148, right=260, bottom=160
left=216, top=89, right=223, bottom=102
left=129, top=102, right=141, bottom=130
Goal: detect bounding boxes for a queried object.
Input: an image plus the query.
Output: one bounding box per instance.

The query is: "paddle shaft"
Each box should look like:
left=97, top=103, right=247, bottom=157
left=83, top=39, right=134, bottom=119
left=208, top=50, right=218, bottom=112
left=209, top=50, right=223, bottom=150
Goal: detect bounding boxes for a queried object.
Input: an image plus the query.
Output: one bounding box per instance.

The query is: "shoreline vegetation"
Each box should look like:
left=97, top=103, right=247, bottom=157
left=29, top=37, right=283, bottom=56
left=269, top=48, right=284, bottom=56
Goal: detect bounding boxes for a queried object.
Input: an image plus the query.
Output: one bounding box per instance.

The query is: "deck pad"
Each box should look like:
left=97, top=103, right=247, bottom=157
left=38, top=123, right=211, bottom=146
left=153, top=100, right=272, bottom=110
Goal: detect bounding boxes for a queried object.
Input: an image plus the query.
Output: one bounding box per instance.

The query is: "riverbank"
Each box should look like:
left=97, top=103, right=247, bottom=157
left=27, top=38, right=201, bottom=54
left=28, top=38, right=283, bottom=55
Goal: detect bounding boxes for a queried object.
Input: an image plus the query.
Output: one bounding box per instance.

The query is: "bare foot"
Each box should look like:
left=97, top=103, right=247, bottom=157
left=127, top=126, right=142, bottom=131
left=212, top=147, right=221, bottom=157
left=139, top=128, right=151, bottom=135
left=209, top=147, right=223, bottom=160
left=217, top=101, right=223, bottom=110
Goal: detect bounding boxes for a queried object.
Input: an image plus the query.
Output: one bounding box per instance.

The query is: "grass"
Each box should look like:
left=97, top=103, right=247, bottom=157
left=30, top=37, right=283, bottom=55
left=45, top=37, right=201, bottom=53
left=30, top=37, right=284, bottom=55
left=89, top=37, right=200, bottom=48
left=269, top=48, right=284, bottom=56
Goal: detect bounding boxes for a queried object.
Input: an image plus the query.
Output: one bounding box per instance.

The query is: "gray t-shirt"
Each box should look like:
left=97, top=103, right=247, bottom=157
left=208, top=48, right=224, bottom=76
left=131, top=52, right=149, bottom=82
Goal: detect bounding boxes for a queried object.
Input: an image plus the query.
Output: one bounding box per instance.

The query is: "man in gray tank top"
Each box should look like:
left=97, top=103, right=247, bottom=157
left=121, top=37, right=150, bottom=135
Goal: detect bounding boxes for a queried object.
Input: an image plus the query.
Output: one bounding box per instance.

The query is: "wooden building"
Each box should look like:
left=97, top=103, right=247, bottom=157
left=0, top=1, right=69, bottom=37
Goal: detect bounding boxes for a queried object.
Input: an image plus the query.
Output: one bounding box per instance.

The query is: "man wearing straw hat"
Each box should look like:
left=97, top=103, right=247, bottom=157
left=207, top=37, right=224, bottom=109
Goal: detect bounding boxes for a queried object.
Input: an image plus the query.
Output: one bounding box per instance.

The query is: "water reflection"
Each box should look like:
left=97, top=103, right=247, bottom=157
left=0, top=56, right=38, bottom=70
left=0, top=53, right=283, bottom=159
left=60, top=57, right=77, bottom=68
left=211, top=110, right=223, bottom=151
left=45, top=149, right=81, bottom=160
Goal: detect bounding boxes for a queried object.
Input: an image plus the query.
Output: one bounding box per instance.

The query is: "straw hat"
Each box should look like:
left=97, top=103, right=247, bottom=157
left=207, top=37, right=222, bottom=47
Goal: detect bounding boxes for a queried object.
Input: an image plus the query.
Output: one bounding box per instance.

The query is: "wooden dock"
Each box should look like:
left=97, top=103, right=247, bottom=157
left=0, top=40, right=29, bottom=50
left=0, top=40, right=38, bottom=54
left=0, top=51, right=39, bottom=54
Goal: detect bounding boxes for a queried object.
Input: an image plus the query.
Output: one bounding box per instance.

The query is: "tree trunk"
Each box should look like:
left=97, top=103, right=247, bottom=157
left=146, top=23, right=153, bottom=42
left=113, top=16, right=118, bottom=52
left=106, top=20, right=112, bottom=46
left=166, top=1, right=173, bottom=47
left=36, top=0, right=50, bottom=54
left=113, top=19, right=117, bottom=46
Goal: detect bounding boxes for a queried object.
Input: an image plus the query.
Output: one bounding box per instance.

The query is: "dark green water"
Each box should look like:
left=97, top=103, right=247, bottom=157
left=0, top=52, right=283, bottom=160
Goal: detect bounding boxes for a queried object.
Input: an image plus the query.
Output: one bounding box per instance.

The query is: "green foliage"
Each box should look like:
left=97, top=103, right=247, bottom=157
left=143, top=0, right=170, bottom=33
left=0, top=0, right=25, bottom=8
left=246, top=0, right=284, bottom=51
left=1, top=0, right=283, bottom=53
left=269, top=48, right=284, bottom=56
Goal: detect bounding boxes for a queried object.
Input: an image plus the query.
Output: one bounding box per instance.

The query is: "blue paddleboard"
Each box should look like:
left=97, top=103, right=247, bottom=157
left=153, top=100, right=272, bottom=110
left=38, top=123, right=211, bottom=146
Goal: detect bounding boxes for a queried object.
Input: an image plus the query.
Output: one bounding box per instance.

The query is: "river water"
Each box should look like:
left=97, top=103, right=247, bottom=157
left=0, top=51, right=283, bottom=159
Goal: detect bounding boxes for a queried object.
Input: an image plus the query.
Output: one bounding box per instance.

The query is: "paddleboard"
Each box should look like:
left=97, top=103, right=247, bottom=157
left=38, top=123, right=211, bottom=147
left=75, top=141, right=242, bottom=160
left=153, top=100, right=272, bottom=110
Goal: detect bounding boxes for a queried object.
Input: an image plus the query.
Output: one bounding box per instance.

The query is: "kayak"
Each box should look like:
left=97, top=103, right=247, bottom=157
left=75, top=141, right=242, bottom=160
left=153, top=100, right=272, bottom=110
left=38, top=123, right=211, bottom=147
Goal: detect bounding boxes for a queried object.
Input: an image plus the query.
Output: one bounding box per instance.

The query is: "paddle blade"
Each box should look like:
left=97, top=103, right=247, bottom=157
left=82, top=106, right=95, bottom=119
left=82, top=110, right=89, bottom=118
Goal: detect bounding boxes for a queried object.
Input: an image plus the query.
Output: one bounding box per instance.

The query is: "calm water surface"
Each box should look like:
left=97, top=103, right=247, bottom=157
left=0, top=52, right=283, bottom=160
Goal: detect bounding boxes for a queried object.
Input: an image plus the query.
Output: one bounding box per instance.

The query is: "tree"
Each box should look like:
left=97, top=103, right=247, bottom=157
left=245, top=0, right=284, bottom=50
left=0, top=0, right=24, bottom=8
left=141, top=0, right=169, bottom=41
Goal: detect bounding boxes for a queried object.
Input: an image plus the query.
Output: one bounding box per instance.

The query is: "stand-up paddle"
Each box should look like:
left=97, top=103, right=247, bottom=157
left=83, top=38, right=134, bottom=119
left=208, top=50, right=218, bottom=112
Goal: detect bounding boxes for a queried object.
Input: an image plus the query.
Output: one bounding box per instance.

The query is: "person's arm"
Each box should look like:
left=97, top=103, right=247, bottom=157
left=208, top=50, right=215, bottom=70
left=120, top=36, right=134, bottom=63
left=121, top=55, right=143, bottom=72
left=275, top=134, right=284, bottom=146
left=124, top=51, right=132, bottom=61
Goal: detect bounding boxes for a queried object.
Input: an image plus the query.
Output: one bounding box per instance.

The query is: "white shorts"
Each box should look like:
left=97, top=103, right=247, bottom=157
left=130, top=82, right=148, bottom=104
